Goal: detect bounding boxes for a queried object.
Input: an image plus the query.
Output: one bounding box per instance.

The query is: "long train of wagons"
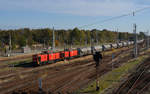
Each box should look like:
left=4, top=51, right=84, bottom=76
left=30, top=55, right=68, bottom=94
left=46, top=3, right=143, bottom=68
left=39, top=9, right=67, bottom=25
left=33, top=40, right=143, bottom=65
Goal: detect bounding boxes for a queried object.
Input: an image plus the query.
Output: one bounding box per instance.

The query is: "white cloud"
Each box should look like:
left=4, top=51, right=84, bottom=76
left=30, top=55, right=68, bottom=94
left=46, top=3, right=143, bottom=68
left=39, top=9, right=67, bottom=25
left=0, top=0, right=148, bottom=16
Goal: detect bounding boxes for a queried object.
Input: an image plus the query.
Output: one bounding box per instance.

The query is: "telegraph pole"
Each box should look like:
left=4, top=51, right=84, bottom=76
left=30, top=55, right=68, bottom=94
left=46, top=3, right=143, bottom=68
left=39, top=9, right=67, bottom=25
left=52, top=27, right=55, bottom=52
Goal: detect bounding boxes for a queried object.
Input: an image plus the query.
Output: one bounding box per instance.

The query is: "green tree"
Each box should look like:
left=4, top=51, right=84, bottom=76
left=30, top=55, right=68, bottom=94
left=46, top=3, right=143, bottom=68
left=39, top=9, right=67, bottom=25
left=0, top=41, right=2, bottom=48
left=0, top=28, right=136, bottom=48
left=70, top=28, right=81, bottom=45
left=139, top=32, right=146, bottom=39
left=18, top=36, right=26, bottom=47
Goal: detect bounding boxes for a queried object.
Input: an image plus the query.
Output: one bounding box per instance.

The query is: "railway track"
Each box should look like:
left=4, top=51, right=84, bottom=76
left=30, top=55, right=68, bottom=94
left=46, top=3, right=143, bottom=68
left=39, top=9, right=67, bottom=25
left=0, top=47, right=134, bottom=94
left=0, top=42, right=146, bottom=94
left=113, top=54, right=150, bottom=94
left=0, top=47, right=130, bottom=81
left=0, top=54, right=32, bottom=63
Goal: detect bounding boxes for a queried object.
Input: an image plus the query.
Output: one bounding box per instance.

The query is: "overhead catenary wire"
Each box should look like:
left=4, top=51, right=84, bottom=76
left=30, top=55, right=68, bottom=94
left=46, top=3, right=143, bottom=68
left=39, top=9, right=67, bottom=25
left=78, top=6, right=150, bottom=29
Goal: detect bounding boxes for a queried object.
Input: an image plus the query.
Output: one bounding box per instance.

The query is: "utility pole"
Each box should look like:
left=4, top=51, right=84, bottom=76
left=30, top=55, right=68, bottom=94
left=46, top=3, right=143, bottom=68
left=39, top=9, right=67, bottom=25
left=80, top=37, right=82, bottom=47
left=9, top=32, right=11, bottom=56
left=133, top=12, right=138, bottom=58
left=127, top=32, right=129, bottom=46
left=133, top=24, right=138, bottom=57
left=44, top=40, right=45, bottom=49
left=85, top=32, right=88, bottom=47
left=96, top=31, right=98, bottom=45
left=117, top=28, right=119, bottom=43
left=71, top=38, right=73, bottom=49
left=63, top=32, right=66, bottom=59
left=147, top=31, right=149, bottom=49
left=52, top=27, right=55, bottom=52
left=90, top=32, right=92, bottom=48
left=91, top=31, right=94, bottom=54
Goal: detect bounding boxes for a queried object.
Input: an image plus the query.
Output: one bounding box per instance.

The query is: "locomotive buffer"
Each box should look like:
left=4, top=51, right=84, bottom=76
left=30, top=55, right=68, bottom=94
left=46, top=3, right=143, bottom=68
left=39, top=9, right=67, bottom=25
left=93, top=51, right=103, bottom=91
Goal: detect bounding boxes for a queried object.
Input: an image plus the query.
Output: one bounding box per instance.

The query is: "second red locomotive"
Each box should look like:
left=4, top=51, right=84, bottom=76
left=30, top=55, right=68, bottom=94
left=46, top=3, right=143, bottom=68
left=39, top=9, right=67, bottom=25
left=33, top=49, right=78, bottom=65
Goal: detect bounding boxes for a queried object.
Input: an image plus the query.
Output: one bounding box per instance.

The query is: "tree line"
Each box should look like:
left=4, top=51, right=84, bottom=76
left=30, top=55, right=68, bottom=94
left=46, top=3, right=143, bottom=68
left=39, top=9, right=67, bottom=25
left=0, top=27, right=146, bottom=50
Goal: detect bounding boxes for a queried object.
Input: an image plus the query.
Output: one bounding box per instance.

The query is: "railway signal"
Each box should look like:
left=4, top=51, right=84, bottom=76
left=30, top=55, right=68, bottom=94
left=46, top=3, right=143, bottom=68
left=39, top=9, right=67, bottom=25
left=93, top=51, right=103, bottom=91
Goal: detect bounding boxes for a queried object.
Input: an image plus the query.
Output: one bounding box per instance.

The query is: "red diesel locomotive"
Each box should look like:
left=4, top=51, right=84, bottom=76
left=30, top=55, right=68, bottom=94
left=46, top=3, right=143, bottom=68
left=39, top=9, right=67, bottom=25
left=33, top=50, right=78, bottom=65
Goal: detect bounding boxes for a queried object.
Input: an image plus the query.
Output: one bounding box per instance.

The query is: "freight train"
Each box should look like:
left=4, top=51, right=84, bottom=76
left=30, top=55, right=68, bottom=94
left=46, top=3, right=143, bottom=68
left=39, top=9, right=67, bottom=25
left=32, top=40, right=143, bottom=65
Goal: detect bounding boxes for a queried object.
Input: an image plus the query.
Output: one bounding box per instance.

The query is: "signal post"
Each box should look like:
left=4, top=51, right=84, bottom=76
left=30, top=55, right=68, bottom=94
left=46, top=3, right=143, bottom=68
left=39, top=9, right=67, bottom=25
left=93, top=51, right=103, bottom=91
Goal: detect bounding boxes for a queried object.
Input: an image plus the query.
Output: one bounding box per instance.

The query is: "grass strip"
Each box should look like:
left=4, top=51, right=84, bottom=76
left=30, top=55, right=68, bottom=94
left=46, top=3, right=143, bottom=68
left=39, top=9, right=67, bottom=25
left=79, top=54, right=148, bottom=94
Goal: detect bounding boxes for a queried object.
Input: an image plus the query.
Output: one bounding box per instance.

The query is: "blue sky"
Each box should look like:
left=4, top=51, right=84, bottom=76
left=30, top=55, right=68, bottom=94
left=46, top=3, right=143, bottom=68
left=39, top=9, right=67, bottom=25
left=0, top=0, right=150, bottom=33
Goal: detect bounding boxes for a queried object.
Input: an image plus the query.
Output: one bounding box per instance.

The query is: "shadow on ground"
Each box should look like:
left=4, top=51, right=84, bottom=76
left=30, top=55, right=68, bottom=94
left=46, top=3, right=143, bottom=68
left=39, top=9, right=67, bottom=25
left=9, top=61, right=38, bottom=68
